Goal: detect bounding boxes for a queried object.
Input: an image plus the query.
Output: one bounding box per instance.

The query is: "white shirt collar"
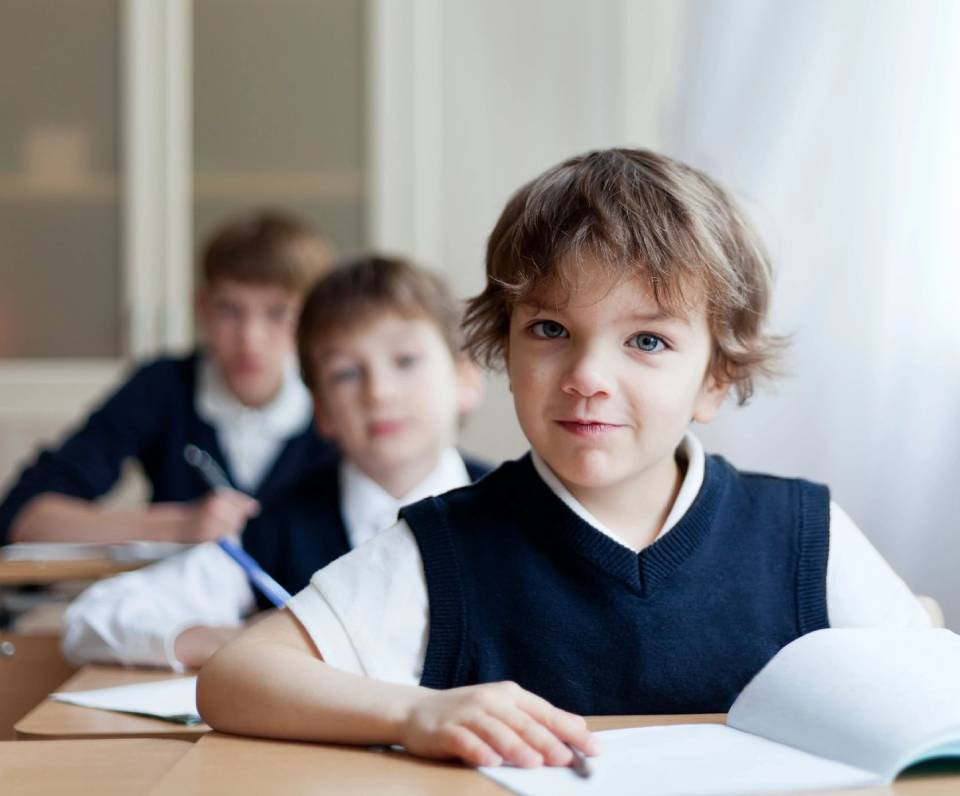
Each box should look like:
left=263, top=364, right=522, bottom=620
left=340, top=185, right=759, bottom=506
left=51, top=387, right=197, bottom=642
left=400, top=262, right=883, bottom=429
left=530, top=431, right=706, bottom=550
left=195, top=354, right=313, bottom=438
left=340, top=447, right=471, bottom=549
left=195, top=354, right=314, bottom=492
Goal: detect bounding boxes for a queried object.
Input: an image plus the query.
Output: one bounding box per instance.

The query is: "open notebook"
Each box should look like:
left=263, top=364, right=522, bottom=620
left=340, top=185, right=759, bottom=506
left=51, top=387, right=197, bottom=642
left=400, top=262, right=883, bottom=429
left=481, top=629, right=960, bottom=795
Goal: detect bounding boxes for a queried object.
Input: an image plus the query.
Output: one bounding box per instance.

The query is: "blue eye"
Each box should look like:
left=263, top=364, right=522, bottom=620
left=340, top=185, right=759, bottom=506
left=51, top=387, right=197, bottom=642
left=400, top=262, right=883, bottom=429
left=330, top=366, right=361, bottom=383
left=531, top=320, right=568, bottom=339
left=395, top=353, right=419, bottom=369
left=628, top=333, right=666, bottom=353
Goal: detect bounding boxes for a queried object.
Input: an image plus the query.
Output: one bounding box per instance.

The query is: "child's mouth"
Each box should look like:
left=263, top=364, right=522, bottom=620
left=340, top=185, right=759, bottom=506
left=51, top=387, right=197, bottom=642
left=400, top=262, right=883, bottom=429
left=368, top=420, right=407, bottom=438
left=555, top=420, right=621, bottom=437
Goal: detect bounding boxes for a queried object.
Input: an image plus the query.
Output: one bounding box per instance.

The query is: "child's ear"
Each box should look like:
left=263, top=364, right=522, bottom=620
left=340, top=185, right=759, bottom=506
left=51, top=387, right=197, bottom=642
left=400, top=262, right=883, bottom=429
left=455, top=357, right=485, bottom=416
left=692, top=371, right=729, bottom=424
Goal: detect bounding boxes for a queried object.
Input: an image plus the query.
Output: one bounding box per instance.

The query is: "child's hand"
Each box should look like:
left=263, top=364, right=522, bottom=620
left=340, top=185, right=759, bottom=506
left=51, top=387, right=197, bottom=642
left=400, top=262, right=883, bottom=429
left=177, top=489, right=260, bottom=542
left=400, top=681, right=598, bottom=768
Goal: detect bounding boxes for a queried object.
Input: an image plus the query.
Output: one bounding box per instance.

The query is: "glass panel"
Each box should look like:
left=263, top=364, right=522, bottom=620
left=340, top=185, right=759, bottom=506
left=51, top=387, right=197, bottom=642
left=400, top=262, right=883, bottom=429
left=0, top=0, right=121, bottom=359
left=193, top=0, right=366, bottom=254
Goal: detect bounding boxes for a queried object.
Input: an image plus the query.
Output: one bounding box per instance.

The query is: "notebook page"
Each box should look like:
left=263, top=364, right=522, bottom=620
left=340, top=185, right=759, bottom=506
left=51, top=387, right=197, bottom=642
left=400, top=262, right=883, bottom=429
left=51, top=676, right=201, bottom=724
left=727, top=629, right=960, bottom=780
left=479, top=724, right=879, bottom=796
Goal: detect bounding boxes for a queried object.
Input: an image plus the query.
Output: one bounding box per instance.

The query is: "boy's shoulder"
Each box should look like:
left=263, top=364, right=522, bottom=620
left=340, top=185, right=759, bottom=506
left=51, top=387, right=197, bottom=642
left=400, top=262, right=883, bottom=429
left=460, top=452, right=495, bottom=482
left=707, top=453, right=828, bottom=491
left=120, top=350, right=200, bottom=395
left=400, top=455, right=529, bottom=523
left=259, top=456, right=341, bottom=513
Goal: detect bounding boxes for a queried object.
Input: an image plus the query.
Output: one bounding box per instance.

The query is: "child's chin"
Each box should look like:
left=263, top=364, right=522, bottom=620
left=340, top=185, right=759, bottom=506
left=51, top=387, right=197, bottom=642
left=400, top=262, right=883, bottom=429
left=548, top=452, right=622, bottom=490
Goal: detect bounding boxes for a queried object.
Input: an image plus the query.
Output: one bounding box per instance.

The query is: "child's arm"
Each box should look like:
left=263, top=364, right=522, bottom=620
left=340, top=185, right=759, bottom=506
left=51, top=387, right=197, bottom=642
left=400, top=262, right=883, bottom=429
left=198, top=610, right=598, bottom=768
left=10, top=489, right=259, bottom=544
left=63, top=541, right=257, bottom=669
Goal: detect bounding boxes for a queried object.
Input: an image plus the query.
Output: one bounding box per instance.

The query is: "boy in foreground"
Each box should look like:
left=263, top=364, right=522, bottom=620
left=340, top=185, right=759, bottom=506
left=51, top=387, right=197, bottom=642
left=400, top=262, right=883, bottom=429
left=197, top=150, right=929, bottom=767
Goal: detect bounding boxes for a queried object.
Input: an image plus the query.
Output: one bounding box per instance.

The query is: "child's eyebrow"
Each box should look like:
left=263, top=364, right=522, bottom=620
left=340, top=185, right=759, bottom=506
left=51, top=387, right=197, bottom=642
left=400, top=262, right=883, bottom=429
left=628, top=308, right=691, bottom=326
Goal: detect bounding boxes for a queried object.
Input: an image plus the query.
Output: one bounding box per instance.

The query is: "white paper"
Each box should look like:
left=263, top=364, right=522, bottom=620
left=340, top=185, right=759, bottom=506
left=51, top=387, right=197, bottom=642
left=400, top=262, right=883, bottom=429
left=50, top=676, right=200, bottom=724
left=479, top=725, right=879, bottom=796
left=1, top=541, right=191, bottom=562
left=1, top=543, right=113, bottom=561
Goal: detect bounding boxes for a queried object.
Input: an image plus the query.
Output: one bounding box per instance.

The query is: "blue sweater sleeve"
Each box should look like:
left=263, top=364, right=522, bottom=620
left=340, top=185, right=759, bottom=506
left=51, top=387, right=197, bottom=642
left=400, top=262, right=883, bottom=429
left=0, top=359, right=176, bottom=544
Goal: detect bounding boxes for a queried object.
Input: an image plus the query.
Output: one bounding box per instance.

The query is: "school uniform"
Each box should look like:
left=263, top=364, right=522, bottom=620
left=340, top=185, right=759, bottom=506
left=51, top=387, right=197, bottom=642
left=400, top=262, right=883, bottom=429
left=0, top=352, right=334, bottom=544
left=242, top=452, right=492, bottom=612
left=61, top=447, right=490, bottom=670
left=286, top=432, right=931, bottom=705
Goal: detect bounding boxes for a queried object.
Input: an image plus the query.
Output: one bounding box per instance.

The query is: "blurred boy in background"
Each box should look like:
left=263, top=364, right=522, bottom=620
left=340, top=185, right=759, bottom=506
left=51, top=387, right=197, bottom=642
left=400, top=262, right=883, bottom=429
left=0, top=211, right=335, bottom=546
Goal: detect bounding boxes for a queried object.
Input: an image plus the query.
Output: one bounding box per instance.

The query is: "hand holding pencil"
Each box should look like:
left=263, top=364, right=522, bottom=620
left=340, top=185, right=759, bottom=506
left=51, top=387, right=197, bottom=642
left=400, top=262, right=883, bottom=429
left=182, top=445, right=291, bottom=607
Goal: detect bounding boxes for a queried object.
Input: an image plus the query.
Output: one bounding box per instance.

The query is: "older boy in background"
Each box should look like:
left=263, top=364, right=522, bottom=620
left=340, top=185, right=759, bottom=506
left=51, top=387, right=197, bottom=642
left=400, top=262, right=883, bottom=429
left=62, top=255, right=488, bottom=669
left=0, top=211, right=334, bottom=546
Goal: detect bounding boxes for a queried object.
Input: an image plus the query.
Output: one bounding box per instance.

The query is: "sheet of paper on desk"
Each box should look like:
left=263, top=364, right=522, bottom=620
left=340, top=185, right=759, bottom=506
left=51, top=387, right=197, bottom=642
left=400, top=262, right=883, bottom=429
left=50, top=676, right=202, bottom=725
left=479, top=724, right=880, bottom=796
left=1, top=541, right=191, bottom=562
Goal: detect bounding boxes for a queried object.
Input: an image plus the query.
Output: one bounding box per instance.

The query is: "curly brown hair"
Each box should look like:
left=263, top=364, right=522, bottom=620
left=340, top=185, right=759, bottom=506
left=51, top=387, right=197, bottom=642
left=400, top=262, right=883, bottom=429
left=462, top=148, right=785, bottom=405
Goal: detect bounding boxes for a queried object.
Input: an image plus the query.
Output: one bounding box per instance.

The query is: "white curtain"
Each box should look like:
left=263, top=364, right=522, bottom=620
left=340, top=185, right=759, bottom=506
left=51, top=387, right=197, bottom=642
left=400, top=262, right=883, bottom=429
left=665, top=0, right=960, bottom=625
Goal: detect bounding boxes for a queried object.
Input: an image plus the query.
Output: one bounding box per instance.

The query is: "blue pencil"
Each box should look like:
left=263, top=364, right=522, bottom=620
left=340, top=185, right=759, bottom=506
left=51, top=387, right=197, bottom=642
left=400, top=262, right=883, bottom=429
left=182, top=444, right=292, bottom=607
left=214, top=537, right=291, bottom=607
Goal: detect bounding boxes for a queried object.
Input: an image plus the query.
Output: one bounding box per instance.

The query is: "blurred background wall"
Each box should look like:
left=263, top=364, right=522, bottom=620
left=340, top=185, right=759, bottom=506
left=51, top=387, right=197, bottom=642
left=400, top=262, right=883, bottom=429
left=1, top=0, right=957, bottom=624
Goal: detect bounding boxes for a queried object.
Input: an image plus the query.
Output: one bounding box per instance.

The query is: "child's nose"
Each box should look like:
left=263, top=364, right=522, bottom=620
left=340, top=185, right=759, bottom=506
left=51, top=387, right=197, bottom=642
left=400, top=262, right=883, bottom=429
left=238, top=317, right=267, bottom=350
left=560, top=346, right=612, bottom=399
left=364, top=369, right=399, bottom=404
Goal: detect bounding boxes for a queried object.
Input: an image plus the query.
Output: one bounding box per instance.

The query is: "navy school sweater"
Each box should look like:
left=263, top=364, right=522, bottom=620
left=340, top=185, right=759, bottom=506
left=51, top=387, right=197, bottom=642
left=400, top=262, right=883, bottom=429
left=243, top=455, right=493, bottom=611
left=0, top=352, right=336, bottom=545
left=400, top=453, right=830, bottom=715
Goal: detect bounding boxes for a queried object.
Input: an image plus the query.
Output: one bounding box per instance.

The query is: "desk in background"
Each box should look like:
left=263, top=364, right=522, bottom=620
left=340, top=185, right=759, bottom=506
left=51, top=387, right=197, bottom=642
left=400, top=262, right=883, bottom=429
left=15, top=664, right=209, bottom=741
left=0, top=558, right=144, bottom=587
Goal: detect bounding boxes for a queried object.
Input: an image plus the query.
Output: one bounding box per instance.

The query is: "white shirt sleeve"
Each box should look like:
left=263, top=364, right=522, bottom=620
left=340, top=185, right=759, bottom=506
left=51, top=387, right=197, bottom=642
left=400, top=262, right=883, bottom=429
left=62, top=541, right=256, bottom=671
left=286, top=519, right=428, bottom=686
left=826, top=501, right=931, bottom=627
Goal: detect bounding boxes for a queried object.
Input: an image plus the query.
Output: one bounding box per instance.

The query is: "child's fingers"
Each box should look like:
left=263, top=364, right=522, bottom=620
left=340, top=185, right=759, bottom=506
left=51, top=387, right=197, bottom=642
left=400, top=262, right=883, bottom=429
left=517, top=690, right=599, bottom=756
left=441, top=724, right=503, bottom=768
left=464, top=714, right=544, bottom=768
left=214, top=489, right=260, bottom=517
left=498, top=707, right=574, bottom=766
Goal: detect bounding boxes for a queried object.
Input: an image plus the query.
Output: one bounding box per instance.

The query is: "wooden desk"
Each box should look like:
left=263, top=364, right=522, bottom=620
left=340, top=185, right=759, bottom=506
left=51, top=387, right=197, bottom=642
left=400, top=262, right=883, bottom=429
left=0, top=632, right=76, bottom=739
left=0, top=738, right=191, bottom=795
left=0, top=558, right=143, bottom=587
left=15, top=665, right=210, bottom=741
left=149, top=720, right=960, bottom=796
left=148, top=717, right=724, bottom=796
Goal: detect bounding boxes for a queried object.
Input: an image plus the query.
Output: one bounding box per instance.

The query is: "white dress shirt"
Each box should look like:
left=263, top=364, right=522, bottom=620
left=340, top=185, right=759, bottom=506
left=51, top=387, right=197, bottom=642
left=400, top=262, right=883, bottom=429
left=60, top=448, right=472, bottom=670
left=287, top=432, right=932, bottom=686
left=194, top=356, right=313, bottom=493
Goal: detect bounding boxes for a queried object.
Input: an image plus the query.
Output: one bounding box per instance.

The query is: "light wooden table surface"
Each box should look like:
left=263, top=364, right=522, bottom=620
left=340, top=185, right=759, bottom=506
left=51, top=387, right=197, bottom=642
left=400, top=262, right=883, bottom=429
left=0, top=558, right=144, bottom=586
left=15, top=664, right=210, bottom=741
left=0, top=738, right=192, bottom=795
left=147, top=720, right=960, bottom=796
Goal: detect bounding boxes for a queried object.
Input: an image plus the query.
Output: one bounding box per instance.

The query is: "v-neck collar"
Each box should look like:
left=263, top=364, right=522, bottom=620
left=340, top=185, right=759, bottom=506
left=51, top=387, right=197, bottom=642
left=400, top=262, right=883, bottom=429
left=512, top=452, right=725, bottom=596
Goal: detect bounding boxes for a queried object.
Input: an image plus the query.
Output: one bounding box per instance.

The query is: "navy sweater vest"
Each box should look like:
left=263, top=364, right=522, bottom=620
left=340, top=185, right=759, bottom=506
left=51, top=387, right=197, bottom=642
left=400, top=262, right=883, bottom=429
left=244, top=455, right=492, bottom=611
left=0, top=352, right=336, bottom=544
left=401, top=453, right=830, bottom=715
